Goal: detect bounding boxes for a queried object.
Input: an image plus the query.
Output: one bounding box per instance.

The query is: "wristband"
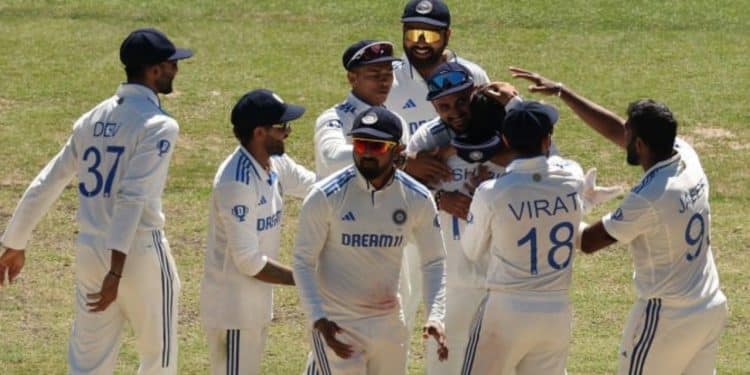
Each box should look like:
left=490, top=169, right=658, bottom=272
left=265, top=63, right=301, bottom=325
left=434, top=190, right=443, bottom=208
left=554, top=82, right=564, bottom=97
left=108, top=270, right=122, bottom=279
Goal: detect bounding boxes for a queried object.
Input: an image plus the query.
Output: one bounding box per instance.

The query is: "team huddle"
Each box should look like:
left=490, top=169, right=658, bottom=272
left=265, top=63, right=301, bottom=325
left=0, top=0, right=729, bottom=374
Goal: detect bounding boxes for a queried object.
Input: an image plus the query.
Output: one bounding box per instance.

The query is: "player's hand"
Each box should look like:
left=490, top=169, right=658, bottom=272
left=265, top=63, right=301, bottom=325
left=464, top=165, right=492, bottom=196
left=404, top=149, right=452, bottom=187
left=423, top=320, right=448, bottom=361
left=438, top=190, right=472, bottom=220
left=509, top=67, right=563, bottom=96
left=581, top=168, right=624, bottom=212
left=86, top=272, right=120, bottom=312
left=478, top=82, right=519, bottom=105
left=314, top=318, right=354, bottom=359
left=0, top=248, right=26, bottom=287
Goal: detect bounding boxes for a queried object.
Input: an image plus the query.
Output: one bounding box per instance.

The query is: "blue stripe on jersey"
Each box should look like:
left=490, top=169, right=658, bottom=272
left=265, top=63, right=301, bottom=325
left=632, top=160, right=677, bottom=194
left=322, top=167, right=357, bottom=196
left=395, top=171, right=431, bottom=199
left=235, top=153, right=261, bottom=185
left=429, top=121, right=448, bottom=135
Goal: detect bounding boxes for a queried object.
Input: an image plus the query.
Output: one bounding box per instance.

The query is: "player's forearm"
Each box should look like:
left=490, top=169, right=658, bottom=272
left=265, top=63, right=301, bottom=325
left=292, top=254, right=327, bottom=324
left=421, top=257, right=447, bottom=322
left=559, top=87, right=627, bottom=148
left=253, top=258, right=295, bottom=285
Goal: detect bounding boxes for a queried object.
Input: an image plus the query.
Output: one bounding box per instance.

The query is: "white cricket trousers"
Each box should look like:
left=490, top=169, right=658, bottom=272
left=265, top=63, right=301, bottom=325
left=462, top=291, right=571, bottom=375
left=206, top=325, right=268, bottom=375
left=306, top=314, right=409, bottom=375
left=617, top=297, right=728, bottom=375
left=68, top=230, right=180, bottom=375
left=426, top=286, right=487, bottom=375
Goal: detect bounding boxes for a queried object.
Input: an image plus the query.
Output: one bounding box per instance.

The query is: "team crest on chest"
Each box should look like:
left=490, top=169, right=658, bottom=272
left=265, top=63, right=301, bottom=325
left=392, top=209, right=407, bottom=225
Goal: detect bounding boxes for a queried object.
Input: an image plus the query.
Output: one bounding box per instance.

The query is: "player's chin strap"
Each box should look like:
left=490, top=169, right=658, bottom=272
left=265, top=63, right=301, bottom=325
left=581, top=168, right=624, bottom=213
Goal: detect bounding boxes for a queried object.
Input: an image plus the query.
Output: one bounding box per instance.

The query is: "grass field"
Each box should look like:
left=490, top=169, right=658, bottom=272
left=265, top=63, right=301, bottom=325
left=1, top=1, right=748, bottom=374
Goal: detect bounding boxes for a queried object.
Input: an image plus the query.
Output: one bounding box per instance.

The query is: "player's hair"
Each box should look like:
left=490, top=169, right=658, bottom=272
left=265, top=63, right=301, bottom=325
left=626, top=99, right=677, bottom=158
left=233, top=125, right=255, bottom=145
left=124, top=65, right=147, bottom=81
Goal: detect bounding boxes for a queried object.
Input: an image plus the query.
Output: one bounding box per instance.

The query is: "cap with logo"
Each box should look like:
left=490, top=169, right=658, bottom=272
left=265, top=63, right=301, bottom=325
left=502, top=101, right=559, bottom=149
left=426, top=62, right=474, bottom=101
left=231, top=89, right=305, bottom=130
left=120, top=27, right=193, bottom=67
left=342, top=40, right=400, bottom=71
left=349, top=107, right=403, bottom=143
left=401, top=0, right=451, bottom=28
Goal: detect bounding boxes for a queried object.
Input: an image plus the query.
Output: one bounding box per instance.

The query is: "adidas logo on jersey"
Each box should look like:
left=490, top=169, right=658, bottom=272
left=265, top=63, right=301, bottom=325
left=258, top=196, right=268, bottom=206
left=402, top=99, right=417, bottom=109
left=341, top=211, right=356, bottom=221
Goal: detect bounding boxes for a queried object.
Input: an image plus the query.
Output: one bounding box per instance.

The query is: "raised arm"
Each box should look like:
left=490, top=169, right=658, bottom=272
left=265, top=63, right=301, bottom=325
left=510, top=67, right=628, bottom=148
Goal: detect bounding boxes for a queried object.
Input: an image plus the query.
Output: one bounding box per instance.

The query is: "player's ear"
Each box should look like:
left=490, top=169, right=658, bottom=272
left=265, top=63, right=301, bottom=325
left=252, top=126, right=266, bottom=141
left=346, top=71, right=357, bottom=86
left=443, top=28, right=452, bottom=44
left=393, top=143, right=406, bottom=155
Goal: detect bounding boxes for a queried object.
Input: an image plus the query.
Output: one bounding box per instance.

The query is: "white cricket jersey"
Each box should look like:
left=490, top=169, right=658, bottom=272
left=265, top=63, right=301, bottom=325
left=386, top=54, right=490, bottom=139
left=602, top=138, right=725, bottom=308
left=463, top=155, right=585, bottom=294
left=201, top=147, right=315, bottom=328
left=293, top=166, right=447, bottom=324
left=1, top=84, right=178, bottom=253
left=313, top=92, right=409, bottom=178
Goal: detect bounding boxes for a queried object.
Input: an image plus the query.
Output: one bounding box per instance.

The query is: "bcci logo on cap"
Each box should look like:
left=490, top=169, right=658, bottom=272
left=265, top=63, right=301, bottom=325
left=232, top=204, right=248, bottom=222
left=469, top=151, right=483, bottom=161
left=362, top=113, right=378, bottom=125
left=416, top=0, right=433, bottom=14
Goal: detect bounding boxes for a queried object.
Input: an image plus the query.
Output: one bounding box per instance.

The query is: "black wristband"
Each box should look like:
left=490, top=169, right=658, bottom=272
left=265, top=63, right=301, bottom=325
left=108, top=270, right=122, bottom=279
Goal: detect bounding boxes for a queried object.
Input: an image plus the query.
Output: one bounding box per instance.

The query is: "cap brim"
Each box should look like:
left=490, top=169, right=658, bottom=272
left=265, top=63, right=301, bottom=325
left=401, top=16, right=449, bottom=27
left=348, top=128, right=398, bottom=141
left=279, top=103, right=306, bottom=122
left=168, top=48, right=193, bottom=61
left=426, top=82, right=473, bottom=101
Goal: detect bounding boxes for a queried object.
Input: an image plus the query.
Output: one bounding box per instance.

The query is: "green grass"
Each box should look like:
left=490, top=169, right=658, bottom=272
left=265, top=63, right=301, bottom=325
left=1, top=1, right=748, bottom=374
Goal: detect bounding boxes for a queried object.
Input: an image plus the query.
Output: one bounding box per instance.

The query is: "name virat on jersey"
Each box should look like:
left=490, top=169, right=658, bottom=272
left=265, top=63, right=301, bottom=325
left=509, top=192, right=581, bottom=221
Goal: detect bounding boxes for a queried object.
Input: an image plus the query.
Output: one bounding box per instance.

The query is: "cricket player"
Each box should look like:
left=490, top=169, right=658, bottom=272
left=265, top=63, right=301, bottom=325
left=404, top=62, right=517, bottom=375
left=512, top=68, right=728, bottom=374
left=314, top=39, right=405, bottom=178
left=200, top=89, right=316, bottom=375
left=295, top=107, right=448, bottom=375
left=461, top=101, right=587, bottom=374
left=0, top=28, right=191, bottom=374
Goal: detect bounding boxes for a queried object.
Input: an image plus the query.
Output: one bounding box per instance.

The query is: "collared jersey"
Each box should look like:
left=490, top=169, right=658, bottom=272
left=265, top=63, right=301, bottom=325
left=602, top=138, right=725, bottom=308
left=385, top=54, right=489, bottom=139
left=313, top=92, right=409, bottom=178
left=201, top=147, right=315, bottom=328
left=2, top=84, right=178, bottom=253
left=463, top=155, right=585, bottom=294
left=293, top=167, right=447, bottom=324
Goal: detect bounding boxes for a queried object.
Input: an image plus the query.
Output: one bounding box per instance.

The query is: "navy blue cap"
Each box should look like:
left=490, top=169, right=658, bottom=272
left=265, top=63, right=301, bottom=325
left=342, top=40, right=400, bottom=71
left=426, top=62, right=474, bottom=101
left=503, top=101, right=559, bottom=148
left=120, top=28, right=192, bottom=67
left=402, top=0, right=451, bottom=28
left=231, top=89, right=305, bottom=129
left=349, top=107, right=403, bottom=142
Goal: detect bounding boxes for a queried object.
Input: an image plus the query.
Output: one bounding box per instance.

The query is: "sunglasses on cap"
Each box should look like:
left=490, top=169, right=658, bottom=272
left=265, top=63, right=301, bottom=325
left=352, top=137, right=397, bottom=155
left=404, top=29, right=442, bottom=44
left=426, top=70, right=472, bottom=94
left=270, top=122, right=291, bottom=131
left=347, top=42, right=394, bottom=69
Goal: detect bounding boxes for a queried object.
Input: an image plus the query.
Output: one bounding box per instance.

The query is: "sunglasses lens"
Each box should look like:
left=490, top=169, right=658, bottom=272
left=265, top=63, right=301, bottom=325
left=353, top=139, right=391, bottom=154
left=405, top=29, right=441, bottom=43
left=427, top=71, right=469, bottom=92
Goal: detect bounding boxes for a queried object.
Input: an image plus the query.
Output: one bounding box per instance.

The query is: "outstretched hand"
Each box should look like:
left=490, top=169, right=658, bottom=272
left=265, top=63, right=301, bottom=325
left=581, top=168, right=624, bottom=212
left=0, top=248, right=25, bottom=287
left=423, top=320, right=448, bottom=361
left=509, top=67, right=563, bottom=96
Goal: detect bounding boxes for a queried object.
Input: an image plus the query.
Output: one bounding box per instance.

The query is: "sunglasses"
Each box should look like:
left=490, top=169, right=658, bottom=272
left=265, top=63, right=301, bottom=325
left=352, top=137, right=397, bottom=155
left=404, top=29, right=442, bottom=44
left=426, top=70, right=471, bottom=93
left=270, top=122, right=291, bottom=131
left=347, top=42, right=394, bottom=69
